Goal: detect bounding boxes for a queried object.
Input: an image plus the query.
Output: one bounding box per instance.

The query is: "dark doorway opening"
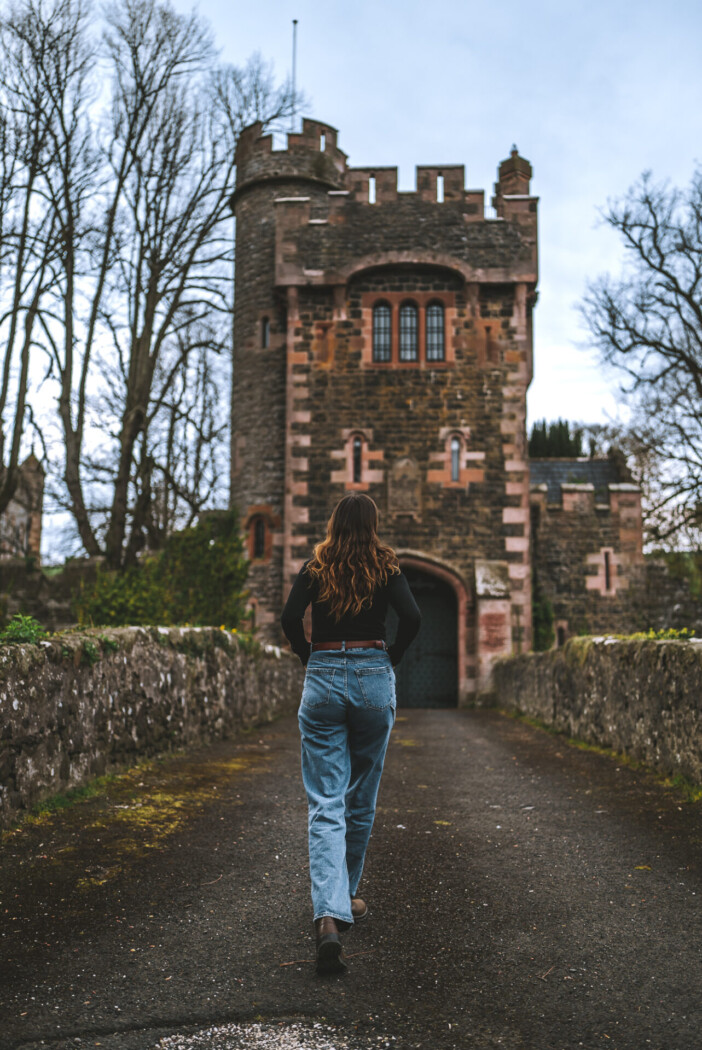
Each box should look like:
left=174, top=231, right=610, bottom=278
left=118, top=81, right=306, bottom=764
left=387, top=565, right=458, bottom=708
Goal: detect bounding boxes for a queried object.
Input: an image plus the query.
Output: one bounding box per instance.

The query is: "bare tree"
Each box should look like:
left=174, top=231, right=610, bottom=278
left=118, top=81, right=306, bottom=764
left=582, top=170, right=702, bottom=547
left=144, top=318, right=228, bottom=547
left=30, top=0, right=296, bottom=567
left=0, top=0, right=72, bottom=514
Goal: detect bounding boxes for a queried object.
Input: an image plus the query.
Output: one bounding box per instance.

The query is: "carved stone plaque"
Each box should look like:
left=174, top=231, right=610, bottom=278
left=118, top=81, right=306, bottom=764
left=388, top=457, right=422, bottom=521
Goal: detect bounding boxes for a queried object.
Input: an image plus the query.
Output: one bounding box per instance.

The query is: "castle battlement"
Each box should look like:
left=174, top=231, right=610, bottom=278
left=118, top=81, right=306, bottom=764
left=530, top=479, right=643, bottom=512
left=233, top=117, right=536, bottom=228
left=232, top=119, right=539, bottom=290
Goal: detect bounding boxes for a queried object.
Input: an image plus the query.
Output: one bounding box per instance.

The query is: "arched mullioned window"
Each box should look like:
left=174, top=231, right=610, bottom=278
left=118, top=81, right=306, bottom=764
left=352, top=435, right=363, bottom=484
left=372, top=302, right=392, bottom=362
left=252, top=516, right=266, bottom=559
left=261, top=317, right=270, bottom=349
left=399, top=302, right=418, bottom=361
left=426, top=302, right=445, bottom=362
left=450, top=435, right=461, bottom=483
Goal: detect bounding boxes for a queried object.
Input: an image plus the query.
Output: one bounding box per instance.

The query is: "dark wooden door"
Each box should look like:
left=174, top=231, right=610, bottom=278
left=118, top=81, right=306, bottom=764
left=387, top=567, right=458, bottom=708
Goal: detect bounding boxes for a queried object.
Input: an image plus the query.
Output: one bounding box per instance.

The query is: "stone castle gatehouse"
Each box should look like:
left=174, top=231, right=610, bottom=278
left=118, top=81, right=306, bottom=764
left=230, top=118, right=648, bottom=704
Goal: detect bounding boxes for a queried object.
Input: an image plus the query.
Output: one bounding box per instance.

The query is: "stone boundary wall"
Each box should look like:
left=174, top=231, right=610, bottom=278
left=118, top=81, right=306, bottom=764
left=0, top=627, right=304, bottom=828
left=492, top=638, right=702, bottom=783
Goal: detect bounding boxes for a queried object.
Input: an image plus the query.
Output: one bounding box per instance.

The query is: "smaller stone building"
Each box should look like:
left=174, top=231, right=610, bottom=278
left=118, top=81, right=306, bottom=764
left=531, top=455, right=644, bottom=641
left=530, top=456, right=702, bottom=646
left=0, top=454, right=44, bottom=563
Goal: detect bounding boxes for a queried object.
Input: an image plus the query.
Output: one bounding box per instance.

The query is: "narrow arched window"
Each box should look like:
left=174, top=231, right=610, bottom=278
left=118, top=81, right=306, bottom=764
left=261, top=317, right=270, bottom=349
left=372, top=302, right=391, bottom=362
left=426, top=303, right=445, bottom=362
left=399, top=303, right=418, bottom=361
left=450, top=436, right=461, bottom=482
left=253, top=517, right=266, bottom=559
left=352, top=435, right=363, bottom=484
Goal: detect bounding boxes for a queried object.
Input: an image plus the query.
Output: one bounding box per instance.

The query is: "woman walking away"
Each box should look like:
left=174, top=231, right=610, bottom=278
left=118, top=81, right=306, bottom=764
left=281, top=493, right=421, bottom=976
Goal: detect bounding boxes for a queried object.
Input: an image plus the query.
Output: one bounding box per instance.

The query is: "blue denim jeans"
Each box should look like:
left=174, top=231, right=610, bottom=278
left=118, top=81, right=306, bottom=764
left=298, top=646, right=396, bottom=924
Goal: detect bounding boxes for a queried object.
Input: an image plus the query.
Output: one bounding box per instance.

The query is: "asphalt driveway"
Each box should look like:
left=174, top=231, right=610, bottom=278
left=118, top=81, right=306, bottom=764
left=1, top=708, right=700, bottom=1050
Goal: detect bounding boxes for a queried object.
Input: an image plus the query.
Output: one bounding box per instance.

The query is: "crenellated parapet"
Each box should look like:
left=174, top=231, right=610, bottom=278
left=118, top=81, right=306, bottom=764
left=343, top=164, right=485, bottom=209
left=234, top=118, right=527, bottom=215
left=232, top=117, right=538, bottom=290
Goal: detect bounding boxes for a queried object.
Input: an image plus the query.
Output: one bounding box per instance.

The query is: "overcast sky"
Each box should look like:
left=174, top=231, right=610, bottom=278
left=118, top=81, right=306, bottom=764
left=178, top=0, right=702, bottom=426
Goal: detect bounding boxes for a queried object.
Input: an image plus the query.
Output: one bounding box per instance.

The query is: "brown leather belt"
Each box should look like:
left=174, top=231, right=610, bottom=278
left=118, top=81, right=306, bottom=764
left=310, top=640, right=386, bottom=652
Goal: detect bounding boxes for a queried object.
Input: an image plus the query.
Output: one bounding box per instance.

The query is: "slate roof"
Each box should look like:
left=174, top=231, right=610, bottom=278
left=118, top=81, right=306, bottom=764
left=529, top=458, right=621, bottom=503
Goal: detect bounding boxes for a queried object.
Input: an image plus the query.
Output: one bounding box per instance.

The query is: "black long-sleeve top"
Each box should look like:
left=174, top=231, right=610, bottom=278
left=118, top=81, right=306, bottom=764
left=280, top=562, right=421, bottom=667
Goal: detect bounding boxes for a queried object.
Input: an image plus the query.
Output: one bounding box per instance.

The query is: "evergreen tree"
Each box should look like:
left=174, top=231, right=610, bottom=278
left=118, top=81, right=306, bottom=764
left=528, top=419, right=583, bottom=458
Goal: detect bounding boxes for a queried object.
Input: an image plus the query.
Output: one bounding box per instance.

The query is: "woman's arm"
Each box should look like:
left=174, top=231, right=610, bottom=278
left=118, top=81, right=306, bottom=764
left=280, top=564, right=313, bottom=666
left=386, top=572, right=421, bottom=666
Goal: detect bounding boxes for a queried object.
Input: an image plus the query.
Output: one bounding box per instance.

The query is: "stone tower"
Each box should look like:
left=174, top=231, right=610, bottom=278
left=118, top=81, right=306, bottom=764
left=231, top=119, right=538, bottom=703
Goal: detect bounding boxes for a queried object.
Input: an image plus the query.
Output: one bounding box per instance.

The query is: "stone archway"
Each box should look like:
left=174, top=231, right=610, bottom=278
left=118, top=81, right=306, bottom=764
left=387, top=555, right=470, bottom=707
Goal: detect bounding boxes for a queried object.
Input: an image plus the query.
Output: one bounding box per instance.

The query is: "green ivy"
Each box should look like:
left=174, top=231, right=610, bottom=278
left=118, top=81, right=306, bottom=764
left=533, top=596, right=555, bottom=651
left=81, top=640, right=101, bottom=666
left=73, top=510, right=249, bottom=630
left=531, top=571, right=555, bottom=652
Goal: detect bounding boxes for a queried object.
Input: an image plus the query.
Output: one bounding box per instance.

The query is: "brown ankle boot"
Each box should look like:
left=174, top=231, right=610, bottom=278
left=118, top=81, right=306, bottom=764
left=337, top=895, right=368, bottom=932
left=314, top=916, right=346, bottom=975
left=351, top=896, right=368, bottom=922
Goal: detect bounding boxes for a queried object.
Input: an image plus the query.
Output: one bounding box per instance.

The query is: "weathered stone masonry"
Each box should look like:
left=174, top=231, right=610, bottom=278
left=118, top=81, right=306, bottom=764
left=494, top=638, right=702, bottom=784
left=0, top=629, right=303, bottom=828
left=231, top=118, right=538, bottom=702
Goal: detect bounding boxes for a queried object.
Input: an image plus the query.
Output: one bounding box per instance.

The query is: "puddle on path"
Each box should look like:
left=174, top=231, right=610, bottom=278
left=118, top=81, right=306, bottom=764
left=151, top=1020, right=397, bottom=1050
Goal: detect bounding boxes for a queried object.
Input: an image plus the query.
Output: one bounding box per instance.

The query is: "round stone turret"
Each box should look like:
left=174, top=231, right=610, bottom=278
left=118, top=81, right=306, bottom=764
left=233, top=118, right=348, bottom=203
left=230, top=118, right=348, bottom=632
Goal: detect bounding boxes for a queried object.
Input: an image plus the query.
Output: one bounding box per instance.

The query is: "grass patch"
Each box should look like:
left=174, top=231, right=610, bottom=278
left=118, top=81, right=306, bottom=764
left=665, top=773, right=702, bottom=803
left=24, top=774, right=120, bottom=818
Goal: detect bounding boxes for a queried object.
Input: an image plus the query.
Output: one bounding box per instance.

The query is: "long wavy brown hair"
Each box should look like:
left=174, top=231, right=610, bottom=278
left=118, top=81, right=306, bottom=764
left=306, top=493, right=400, bottom=621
